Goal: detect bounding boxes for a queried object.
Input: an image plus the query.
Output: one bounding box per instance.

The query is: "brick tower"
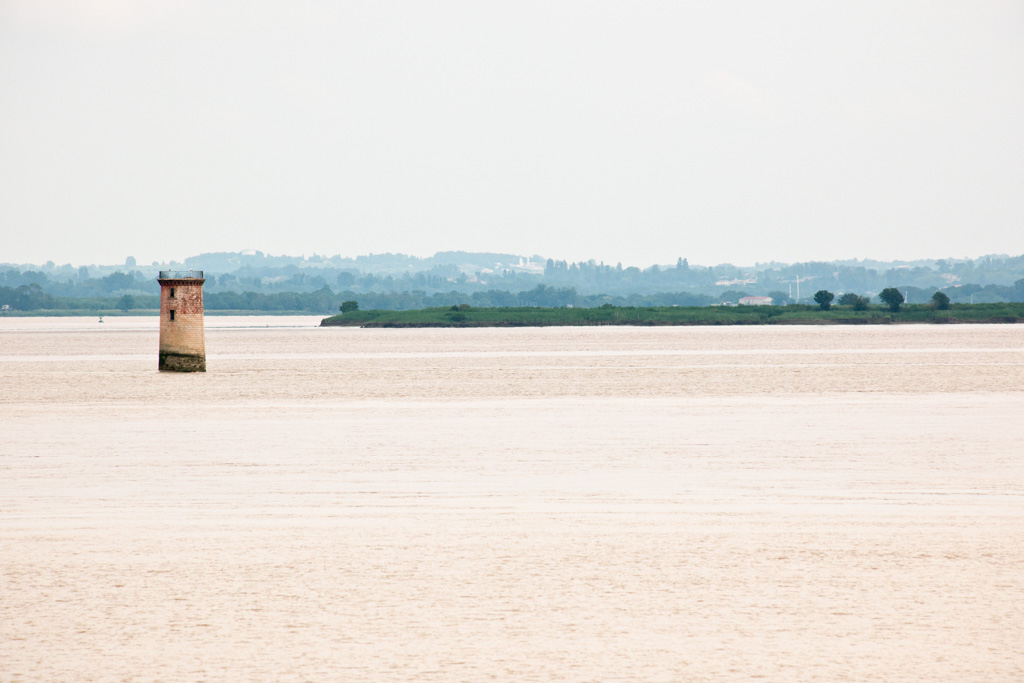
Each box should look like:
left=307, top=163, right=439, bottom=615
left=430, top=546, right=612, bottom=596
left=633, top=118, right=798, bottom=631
left=157, top=270, right=206, bottom=372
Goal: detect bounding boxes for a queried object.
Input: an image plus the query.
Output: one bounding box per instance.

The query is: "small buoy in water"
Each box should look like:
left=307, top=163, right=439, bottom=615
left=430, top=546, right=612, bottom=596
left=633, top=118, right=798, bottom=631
left=98, top=316, right=104, bottom=323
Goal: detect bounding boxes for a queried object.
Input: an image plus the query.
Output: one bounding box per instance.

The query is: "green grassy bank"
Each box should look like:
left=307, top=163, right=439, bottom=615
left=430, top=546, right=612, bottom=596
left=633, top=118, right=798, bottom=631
left=321, top=303, right=1024, bottom=328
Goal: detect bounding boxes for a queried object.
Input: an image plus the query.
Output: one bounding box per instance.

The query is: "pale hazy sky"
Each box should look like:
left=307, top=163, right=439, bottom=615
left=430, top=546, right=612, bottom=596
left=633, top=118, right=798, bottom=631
left=2, top=1, right=1022, bottom=267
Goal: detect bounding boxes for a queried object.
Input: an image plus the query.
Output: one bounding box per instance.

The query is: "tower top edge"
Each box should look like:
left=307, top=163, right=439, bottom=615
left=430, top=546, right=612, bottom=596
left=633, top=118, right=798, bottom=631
left=158, top=270, right=204, bottom=280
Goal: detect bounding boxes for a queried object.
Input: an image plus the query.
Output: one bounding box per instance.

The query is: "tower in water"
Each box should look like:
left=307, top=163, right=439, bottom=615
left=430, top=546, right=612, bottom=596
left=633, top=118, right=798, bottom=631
left=157, top=270, right=206, bottom=372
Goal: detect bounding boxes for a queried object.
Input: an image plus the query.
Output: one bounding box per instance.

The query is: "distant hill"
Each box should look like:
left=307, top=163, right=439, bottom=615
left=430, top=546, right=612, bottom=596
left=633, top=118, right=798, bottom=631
left=3, top=250, right=1024, bottom=309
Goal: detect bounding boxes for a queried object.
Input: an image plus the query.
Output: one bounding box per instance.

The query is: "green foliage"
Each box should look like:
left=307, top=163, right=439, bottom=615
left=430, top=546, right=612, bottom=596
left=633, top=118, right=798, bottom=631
left=813, top=290, right=835, bottom=311
left=0, top=283, right=53, bottom=310
left=719, top=290, right=750, bottom=303
left=931, top=291, right=951, bottom=310
left=117, top=294, right=136, bottom=311
left=837, top=292, right=870, bottom=310
left=320, top=301, right=1024, bottom=328
left=879, top=288, right=905, bottom=312
left=340, top=300, right=359, bottom=313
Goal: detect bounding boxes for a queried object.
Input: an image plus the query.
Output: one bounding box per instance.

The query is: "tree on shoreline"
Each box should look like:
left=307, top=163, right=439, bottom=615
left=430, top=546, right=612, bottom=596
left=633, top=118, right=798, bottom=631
left=838, top=292, right=870, bottom=310
left=813, top=290, right=835, bottom=311
left=879, top=288, right=905, bottom=312
left=931, top=291, right=951, bottom=310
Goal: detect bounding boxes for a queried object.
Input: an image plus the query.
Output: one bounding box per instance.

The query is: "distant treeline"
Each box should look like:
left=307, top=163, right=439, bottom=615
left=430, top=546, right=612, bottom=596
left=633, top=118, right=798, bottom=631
left=5, top=251, right=1024, bottom=304
left=328, top=286, right=715, bottom=310
left=0, top=284, right=711, bottom=313
left=4, top=250, right=1024, bottom=313
left=7, top=280, right=1024, bottom=315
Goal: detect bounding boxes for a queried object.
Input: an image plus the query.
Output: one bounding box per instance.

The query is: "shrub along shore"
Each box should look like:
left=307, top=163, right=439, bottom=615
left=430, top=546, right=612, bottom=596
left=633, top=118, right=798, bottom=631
left=321, top=303, right=1024, bottom=328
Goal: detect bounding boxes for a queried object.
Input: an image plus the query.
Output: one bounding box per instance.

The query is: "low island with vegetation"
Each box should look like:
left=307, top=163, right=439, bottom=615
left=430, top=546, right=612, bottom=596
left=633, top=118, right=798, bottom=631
left=321, top=295, right=1024, bottom=328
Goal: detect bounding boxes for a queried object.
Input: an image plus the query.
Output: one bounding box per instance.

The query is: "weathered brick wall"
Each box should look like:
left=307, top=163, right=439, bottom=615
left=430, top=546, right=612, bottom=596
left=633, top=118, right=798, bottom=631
left=158, top=279, right=206, bottom=371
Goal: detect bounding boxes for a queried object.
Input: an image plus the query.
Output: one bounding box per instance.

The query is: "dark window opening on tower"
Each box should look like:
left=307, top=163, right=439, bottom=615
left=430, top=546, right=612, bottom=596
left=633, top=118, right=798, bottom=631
left=170, top=288, right=175, bottom=298
left=170, top=310, right=175, bottom=321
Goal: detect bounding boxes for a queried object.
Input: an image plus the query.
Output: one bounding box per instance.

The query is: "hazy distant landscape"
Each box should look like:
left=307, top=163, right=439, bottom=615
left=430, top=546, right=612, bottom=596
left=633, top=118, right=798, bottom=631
left=4, top=1, right=1024, bottom=680
left=3, top=250, right=1024, bottom=314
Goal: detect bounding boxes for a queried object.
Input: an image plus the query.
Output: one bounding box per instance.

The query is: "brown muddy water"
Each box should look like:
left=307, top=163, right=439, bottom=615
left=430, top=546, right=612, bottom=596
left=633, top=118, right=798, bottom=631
left=2, top=317, right=1023, bottom=681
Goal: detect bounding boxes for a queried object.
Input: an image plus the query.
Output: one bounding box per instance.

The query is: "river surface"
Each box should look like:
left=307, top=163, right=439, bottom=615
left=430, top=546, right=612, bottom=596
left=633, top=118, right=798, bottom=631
left=2, top=317, right=1023, bottom=681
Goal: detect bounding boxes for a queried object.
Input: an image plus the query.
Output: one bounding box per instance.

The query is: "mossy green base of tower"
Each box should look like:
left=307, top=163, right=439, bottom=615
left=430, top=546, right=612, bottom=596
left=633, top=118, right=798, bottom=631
left=159, top=351, right=206, bottom=373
